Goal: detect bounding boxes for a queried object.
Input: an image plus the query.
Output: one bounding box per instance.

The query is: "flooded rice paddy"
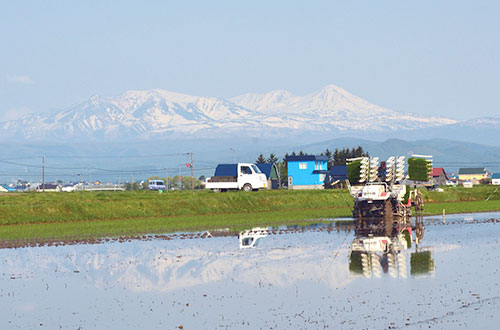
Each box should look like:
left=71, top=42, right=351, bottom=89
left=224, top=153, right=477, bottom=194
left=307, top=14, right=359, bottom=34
left=1, top=212, right=500, bottom=329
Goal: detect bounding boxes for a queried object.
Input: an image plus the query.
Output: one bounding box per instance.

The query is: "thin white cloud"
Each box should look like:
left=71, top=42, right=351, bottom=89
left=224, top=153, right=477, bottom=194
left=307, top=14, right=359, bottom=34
left=1, top=107, right=33, bottom=121
left=8, top=75, right=35, bottom=85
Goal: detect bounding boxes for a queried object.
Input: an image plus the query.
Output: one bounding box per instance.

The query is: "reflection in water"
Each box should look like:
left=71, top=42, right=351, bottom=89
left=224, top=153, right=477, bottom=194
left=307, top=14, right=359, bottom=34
left=350, top=233, right=410, bottom=278
left=410, top=250, right=435, bottom=275
left=238, top=227, right=268, bottom=249
left=2, top=214, right=500, bottom=328
left=349, top=223, right=434, bottom=278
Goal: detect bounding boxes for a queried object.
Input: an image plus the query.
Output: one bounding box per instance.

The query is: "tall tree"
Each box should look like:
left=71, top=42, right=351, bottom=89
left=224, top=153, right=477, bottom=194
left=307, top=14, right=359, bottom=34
left=332, top=146, right=368, bottom=165
left=324, top=148, right=333, bottom=169
left=256, top=154, right=266, bottom=164
left=267, top=153, right=279, bottom=164
left=280, top=153, right=289, bottom=187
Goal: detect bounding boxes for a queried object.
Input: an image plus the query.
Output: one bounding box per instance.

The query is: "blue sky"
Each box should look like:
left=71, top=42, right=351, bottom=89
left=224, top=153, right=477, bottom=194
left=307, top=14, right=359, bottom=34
left=1, top=0, right=499, bottom=121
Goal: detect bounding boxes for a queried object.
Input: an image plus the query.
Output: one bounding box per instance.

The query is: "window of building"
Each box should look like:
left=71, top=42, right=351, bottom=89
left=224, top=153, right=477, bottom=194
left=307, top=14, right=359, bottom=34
left=299, top=163, right=307, bottom=169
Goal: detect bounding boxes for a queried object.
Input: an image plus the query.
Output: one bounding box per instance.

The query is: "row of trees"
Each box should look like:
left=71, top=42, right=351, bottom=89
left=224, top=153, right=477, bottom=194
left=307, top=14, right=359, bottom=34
left=321, top=147, right=369, bottom=168
left=255, top=146, right=369, bottom=186
left=256, top=146, right=368, bottom=168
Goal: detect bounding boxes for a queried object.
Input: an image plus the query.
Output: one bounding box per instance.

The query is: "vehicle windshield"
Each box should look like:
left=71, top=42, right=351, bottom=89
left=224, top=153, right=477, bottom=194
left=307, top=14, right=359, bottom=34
left=251, top=165, right=262, bottom=173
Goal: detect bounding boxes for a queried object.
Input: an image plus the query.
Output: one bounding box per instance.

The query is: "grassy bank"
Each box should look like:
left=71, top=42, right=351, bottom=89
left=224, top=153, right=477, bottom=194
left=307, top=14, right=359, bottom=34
left=1, top=186, right=500, bottom=244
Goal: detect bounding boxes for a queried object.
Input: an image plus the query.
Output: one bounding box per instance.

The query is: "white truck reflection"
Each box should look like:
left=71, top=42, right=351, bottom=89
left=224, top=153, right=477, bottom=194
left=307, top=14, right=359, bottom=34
left=239, top=227, right=268, bottom=249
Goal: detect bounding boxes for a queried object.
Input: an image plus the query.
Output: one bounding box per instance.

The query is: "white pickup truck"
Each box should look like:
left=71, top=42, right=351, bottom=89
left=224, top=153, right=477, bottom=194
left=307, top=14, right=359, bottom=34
left=205, top=163, right=267, bottom=192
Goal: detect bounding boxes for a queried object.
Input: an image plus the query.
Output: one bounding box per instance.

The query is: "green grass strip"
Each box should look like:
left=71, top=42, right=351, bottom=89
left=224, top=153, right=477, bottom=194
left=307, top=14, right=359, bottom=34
left=0, top=208, right=351, bottom=242
left=1, top=186, right=500, bottom=243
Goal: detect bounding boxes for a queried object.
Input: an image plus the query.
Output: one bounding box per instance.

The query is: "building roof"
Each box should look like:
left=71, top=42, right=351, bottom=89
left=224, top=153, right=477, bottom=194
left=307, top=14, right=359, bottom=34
left=328, top=165, right=348, bottom=181
left=38, top=183, right=59, bottom=190
left=0, top=184, right=16, bottom=191
left=329, top=165, right=347, bottom=177
left=432, top=167, right=448, bottom=178
left=256, top=163, right=279, bottom=179
left=285, top=155, right=328, bottom=162
left=458, top=168, right=486, bottom=175
left=492, top=173, right=500, bottom=179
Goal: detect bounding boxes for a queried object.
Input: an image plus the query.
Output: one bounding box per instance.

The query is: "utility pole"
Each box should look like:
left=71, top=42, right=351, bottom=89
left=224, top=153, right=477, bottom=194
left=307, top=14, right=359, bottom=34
left=165, top=167, right=169, bottom=191
left=189, top=152, right=194, bottom=190
left=178, top=165, right=182, bottom=190
left=42, top=156, right=45, bottom=192
left=230, top=148, right=235, bottom=163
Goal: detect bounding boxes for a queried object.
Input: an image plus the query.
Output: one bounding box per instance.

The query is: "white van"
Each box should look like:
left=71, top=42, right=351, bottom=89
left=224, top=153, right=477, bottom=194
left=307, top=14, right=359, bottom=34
left=148, top=179, right=166, bottom=191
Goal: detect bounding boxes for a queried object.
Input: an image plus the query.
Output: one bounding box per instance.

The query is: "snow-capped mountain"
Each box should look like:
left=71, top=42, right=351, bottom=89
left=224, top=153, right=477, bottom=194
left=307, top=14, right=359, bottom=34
left=230, top=85, right=456, bottom=131
left=0, top=85, right=457, bottom=141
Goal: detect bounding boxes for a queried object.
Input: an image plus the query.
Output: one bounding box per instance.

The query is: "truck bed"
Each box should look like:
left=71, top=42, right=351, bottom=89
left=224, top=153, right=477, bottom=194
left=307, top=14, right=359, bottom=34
left=207, top=176, right=237, bottom=183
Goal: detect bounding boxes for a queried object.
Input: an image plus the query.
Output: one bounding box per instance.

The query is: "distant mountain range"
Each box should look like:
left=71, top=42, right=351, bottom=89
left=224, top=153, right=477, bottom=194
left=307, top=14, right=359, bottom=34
left=0, top=84, right=498, bottom=181
left=0, top=85, right=461, bottom=141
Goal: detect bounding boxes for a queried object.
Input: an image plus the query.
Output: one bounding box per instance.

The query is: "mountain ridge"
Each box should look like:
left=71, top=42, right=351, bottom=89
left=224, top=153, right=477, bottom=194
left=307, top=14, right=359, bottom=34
left=0, top=84, right=457, bottom=141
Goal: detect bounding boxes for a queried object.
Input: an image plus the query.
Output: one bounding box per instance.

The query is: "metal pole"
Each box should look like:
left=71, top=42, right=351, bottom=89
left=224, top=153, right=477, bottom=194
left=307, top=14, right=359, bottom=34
left=190, top=152, right=194, bottom=190
left=178, top=165, right=182, bottom=190
left=165, top=167, right=169, bottom=191
left=230, top=148, right=235, bottom=163
left=42, top=156, right=45, bottom=192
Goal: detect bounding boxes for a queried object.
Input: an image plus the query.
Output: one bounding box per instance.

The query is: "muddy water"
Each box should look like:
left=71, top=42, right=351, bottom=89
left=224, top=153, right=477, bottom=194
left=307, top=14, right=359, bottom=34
left=1, top=213, right=500, bottom=329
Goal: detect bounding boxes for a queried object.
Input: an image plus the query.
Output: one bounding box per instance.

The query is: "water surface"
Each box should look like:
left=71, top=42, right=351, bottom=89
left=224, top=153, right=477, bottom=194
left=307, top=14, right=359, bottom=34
left=1, top=212, right=500, bottom=329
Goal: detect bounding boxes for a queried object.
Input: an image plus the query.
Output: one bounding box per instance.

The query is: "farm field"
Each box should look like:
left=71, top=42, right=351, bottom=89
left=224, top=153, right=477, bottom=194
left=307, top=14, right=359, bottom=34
left=1, top=186, right=500, bottom=244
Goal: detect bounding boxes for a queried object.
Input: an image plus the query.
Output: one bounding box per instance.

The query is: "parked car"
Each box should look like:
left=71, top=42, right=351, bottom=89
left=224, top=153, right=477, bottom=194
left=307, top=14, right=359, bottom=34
left=462, top=181, right=473, bottom=188
left=148, top=179, right=166, bottom=191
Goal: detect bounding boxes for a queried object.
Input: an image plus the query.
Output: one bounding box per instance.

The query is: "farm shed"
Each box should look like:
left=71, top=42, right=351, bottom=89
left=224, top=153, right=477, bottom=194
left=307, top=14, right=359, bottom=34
left=256, top=163, right=280, bottom=189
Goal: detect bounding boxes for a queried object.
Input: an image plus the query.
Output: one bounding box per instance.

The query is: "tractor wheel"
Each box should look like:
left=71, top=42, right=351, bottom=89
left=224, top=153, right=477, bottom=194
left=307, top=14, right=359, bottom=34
left=353, top=202, right=365, bottom=232
left=415, top=221, right=425, bottom=243
left=384, top=200, right=394, bottom=236
left=414, top=192, right=424, bottom=212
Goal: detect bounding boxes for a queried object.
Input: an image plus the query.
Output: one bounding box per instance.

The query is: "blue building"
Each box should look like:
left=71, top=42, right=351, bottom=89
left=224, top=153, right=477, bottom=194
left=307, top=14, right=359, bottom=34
left=285, top=155, right=328, bottom=189
left=492, top=173, right=500, bottom=185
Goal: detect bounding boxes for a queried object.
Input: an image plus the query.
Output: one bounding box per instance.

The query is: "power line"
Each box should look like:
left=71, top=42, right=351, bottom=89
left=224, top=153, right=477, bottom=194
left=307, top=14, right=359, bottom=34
left=44, top=152, right=189, bottom=159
